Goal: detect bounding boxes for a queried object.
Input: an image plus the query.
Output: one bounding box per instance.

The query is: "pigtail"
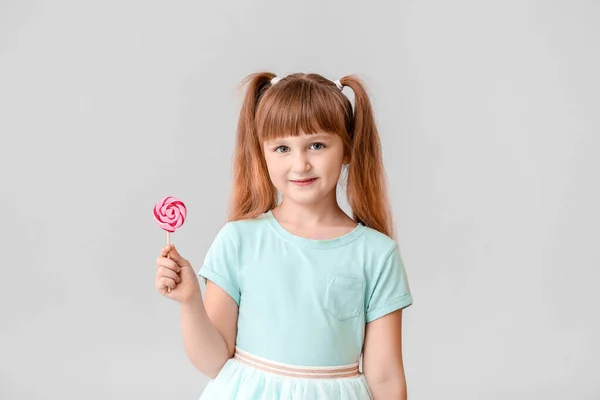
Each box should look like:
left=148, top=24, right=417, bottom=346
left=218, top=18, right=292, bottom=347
left=227, top=72, right=279, bottom=221
left=339, top=76, right=397, bottom=240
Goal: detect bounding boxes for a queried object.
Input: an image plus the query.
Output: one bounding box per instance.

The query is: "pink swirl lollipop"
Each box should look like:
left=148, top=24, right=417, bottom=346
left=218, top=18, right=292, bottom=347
left=154, top=196, right=187, bottom=238
left=154, top=196, right=187, bottom=294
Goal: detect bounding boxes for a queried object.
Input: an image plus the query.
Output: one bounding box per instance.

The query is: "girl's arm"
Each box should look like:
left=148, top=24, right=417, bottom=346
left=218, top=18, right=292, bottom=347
left=180, top=280, right=238, bottom=378
left=362, top=309, right=408, bottom=399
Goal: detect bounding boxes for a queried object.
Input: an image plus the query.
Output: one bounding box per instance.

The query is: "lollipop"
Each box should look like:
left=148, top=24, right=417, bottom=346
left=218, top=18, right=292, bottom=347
left=154, top=196, right=187, bottom=293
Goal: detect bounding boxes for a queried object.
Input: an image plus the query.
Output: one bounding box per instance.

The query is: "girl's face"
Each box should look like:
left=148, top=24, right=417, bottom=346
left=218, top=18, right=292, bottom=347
left=262, top=131, right=348, bottom=207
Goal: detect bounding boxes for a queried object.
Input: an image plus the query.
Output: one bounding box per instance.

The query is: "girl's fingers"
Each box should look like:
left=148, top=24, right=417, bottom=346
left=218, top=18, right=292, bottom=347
left=158, top=280, right=169, bottom=294
left=160, top=244, right=173, bottom=257
left=159, top=277, right=177, bottom=293
left=166, top=246, right=185, bottom=263
left=156, top=256, right=181, bottom=273
left=159, top=266, right=181, bottom=283
left=156, top=245, right=187, bottom=298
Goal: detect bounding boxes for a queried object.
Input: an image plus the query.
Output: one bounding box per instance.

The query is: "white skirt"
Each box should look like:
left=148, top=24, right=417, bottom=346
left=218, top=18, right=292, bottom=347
left=199, top=347, right=373, bottom=399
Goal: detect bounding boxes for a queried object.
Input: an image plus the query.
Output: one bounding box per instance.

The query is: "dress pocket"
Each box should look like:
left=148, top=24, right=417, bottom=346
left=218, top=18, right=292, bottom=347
left=324, top=275, right=366, bottom=321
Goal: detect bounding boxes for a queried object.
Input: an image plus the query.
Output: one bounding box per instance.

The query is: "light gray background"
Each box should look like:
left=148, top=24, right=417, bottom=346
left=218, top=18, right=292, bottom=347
left=1, top=0, right=598, bottom=399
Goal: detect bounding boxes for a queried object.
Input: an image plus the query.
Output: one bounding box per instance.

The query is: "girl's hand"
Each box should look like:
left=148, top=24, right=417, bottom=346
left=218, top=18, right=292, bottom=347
left=156, top=244, right=201, bottom=304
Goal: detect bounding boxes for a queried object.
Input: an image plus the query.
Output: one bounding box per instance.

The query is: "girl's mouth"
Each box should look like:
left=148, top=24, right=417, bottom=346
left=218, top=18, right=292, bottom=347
left=291, top=178, right=317, bottom=186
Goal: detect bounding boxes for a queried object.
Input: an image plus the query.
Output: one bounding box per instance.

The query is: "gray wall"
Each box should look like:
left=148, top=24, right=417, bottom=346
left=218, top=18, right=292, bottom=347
left=1, top=0, right=598, bottom=399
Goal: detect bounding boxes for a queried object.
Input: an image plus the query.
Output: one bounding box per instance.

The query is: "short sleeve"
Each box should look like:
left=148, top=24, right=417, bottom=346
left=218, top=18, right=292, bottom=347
left=197, top=222, right=240, bottom=306
left=365, top=244, right=413, bottom=323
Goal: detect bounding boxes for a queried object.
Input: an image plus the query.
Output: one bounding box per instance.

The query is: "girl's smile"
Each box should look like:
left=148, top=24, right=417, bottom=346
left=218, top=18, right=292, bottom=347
left=290, top=177, right=318, bottom=186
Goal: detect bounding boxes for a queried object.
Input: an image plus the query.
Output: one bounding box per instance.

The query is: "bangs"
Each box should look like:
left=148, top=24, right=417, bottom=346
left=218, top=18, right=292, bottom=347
left=255, top=78, right=350, bottom=142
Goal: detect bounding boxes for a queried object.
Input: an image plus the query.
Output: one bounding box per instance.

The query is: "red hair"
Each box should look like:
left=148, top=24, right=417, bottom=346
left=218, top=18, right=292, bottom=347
left=227, top=72, right=396, bottom=240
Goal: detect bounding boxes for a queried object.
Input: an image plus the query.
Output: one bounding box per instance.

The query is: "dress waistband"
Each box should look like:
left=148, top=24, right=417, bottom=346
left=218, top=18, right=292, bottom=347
left=233, top=347, right=360, bottom=379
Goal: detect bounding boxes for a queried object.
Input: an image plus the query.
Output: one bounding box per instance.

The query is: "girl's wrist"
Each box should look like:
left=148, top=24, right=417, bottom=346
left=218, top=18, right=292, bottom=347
left=180, top=289, right=203, bottom=307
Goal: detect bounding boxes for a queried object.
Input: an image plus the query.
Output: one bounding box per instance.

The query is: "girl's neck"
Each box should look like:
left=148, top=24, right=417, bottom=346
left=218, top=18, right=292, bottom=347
left=271, top=203, right=356, bottom=230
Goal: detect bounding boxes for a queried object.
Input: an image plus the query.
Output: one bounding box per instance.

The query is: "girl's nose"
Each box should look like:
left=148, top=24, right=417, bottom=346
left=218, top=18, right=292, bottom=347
left=291, top=152, right=311, bottom=173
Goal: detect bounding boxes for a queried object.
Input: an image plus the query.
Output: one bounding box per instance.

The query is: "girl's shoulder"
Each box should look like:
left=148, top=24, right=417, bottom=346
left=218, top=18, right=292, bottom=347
left=360, top=225, right=399, bottom=254
left=225, top=212, right=269, bottom=231
left=216, top=212, right=271, bottom=242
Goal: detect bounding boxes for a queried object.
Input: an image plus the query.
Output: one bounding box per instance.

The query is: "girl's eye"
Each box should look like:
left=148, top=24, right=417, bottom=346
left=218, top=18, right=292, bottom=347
left=274, top=143, right=326, bottom=153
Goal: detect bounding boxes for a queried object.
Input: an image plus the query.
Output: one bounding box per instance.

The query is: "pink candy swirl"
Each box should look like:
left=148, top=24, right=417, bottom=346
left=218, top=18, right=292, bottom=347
left=153, top=196, right=187, bottom=233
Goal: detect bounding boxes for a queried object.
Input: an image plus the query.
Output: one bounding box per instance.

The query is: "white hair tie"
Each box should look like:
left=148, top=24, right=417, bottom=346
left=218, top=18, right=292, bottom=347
left=271, top=76, right=282, bottom=85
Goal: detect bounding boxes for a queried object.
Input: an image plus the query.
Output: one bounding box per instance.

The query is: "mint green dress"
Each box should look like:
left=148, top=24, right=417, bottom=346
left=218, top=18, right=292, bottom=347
left=197, top=210, right=413, bottom=399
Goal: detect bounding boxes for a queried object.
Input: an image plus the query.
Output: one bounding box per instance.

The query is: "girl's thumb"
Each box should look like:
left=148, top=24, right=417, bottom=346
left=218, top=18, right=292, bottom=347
left=167, top=245, right=183, bottom=262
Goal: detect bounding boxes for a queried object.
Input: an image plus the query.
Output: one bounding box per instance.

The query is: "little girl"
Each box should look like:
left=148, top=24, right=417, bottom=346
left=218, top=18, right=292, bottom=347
left=155, top=72, right=413, bottom=399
